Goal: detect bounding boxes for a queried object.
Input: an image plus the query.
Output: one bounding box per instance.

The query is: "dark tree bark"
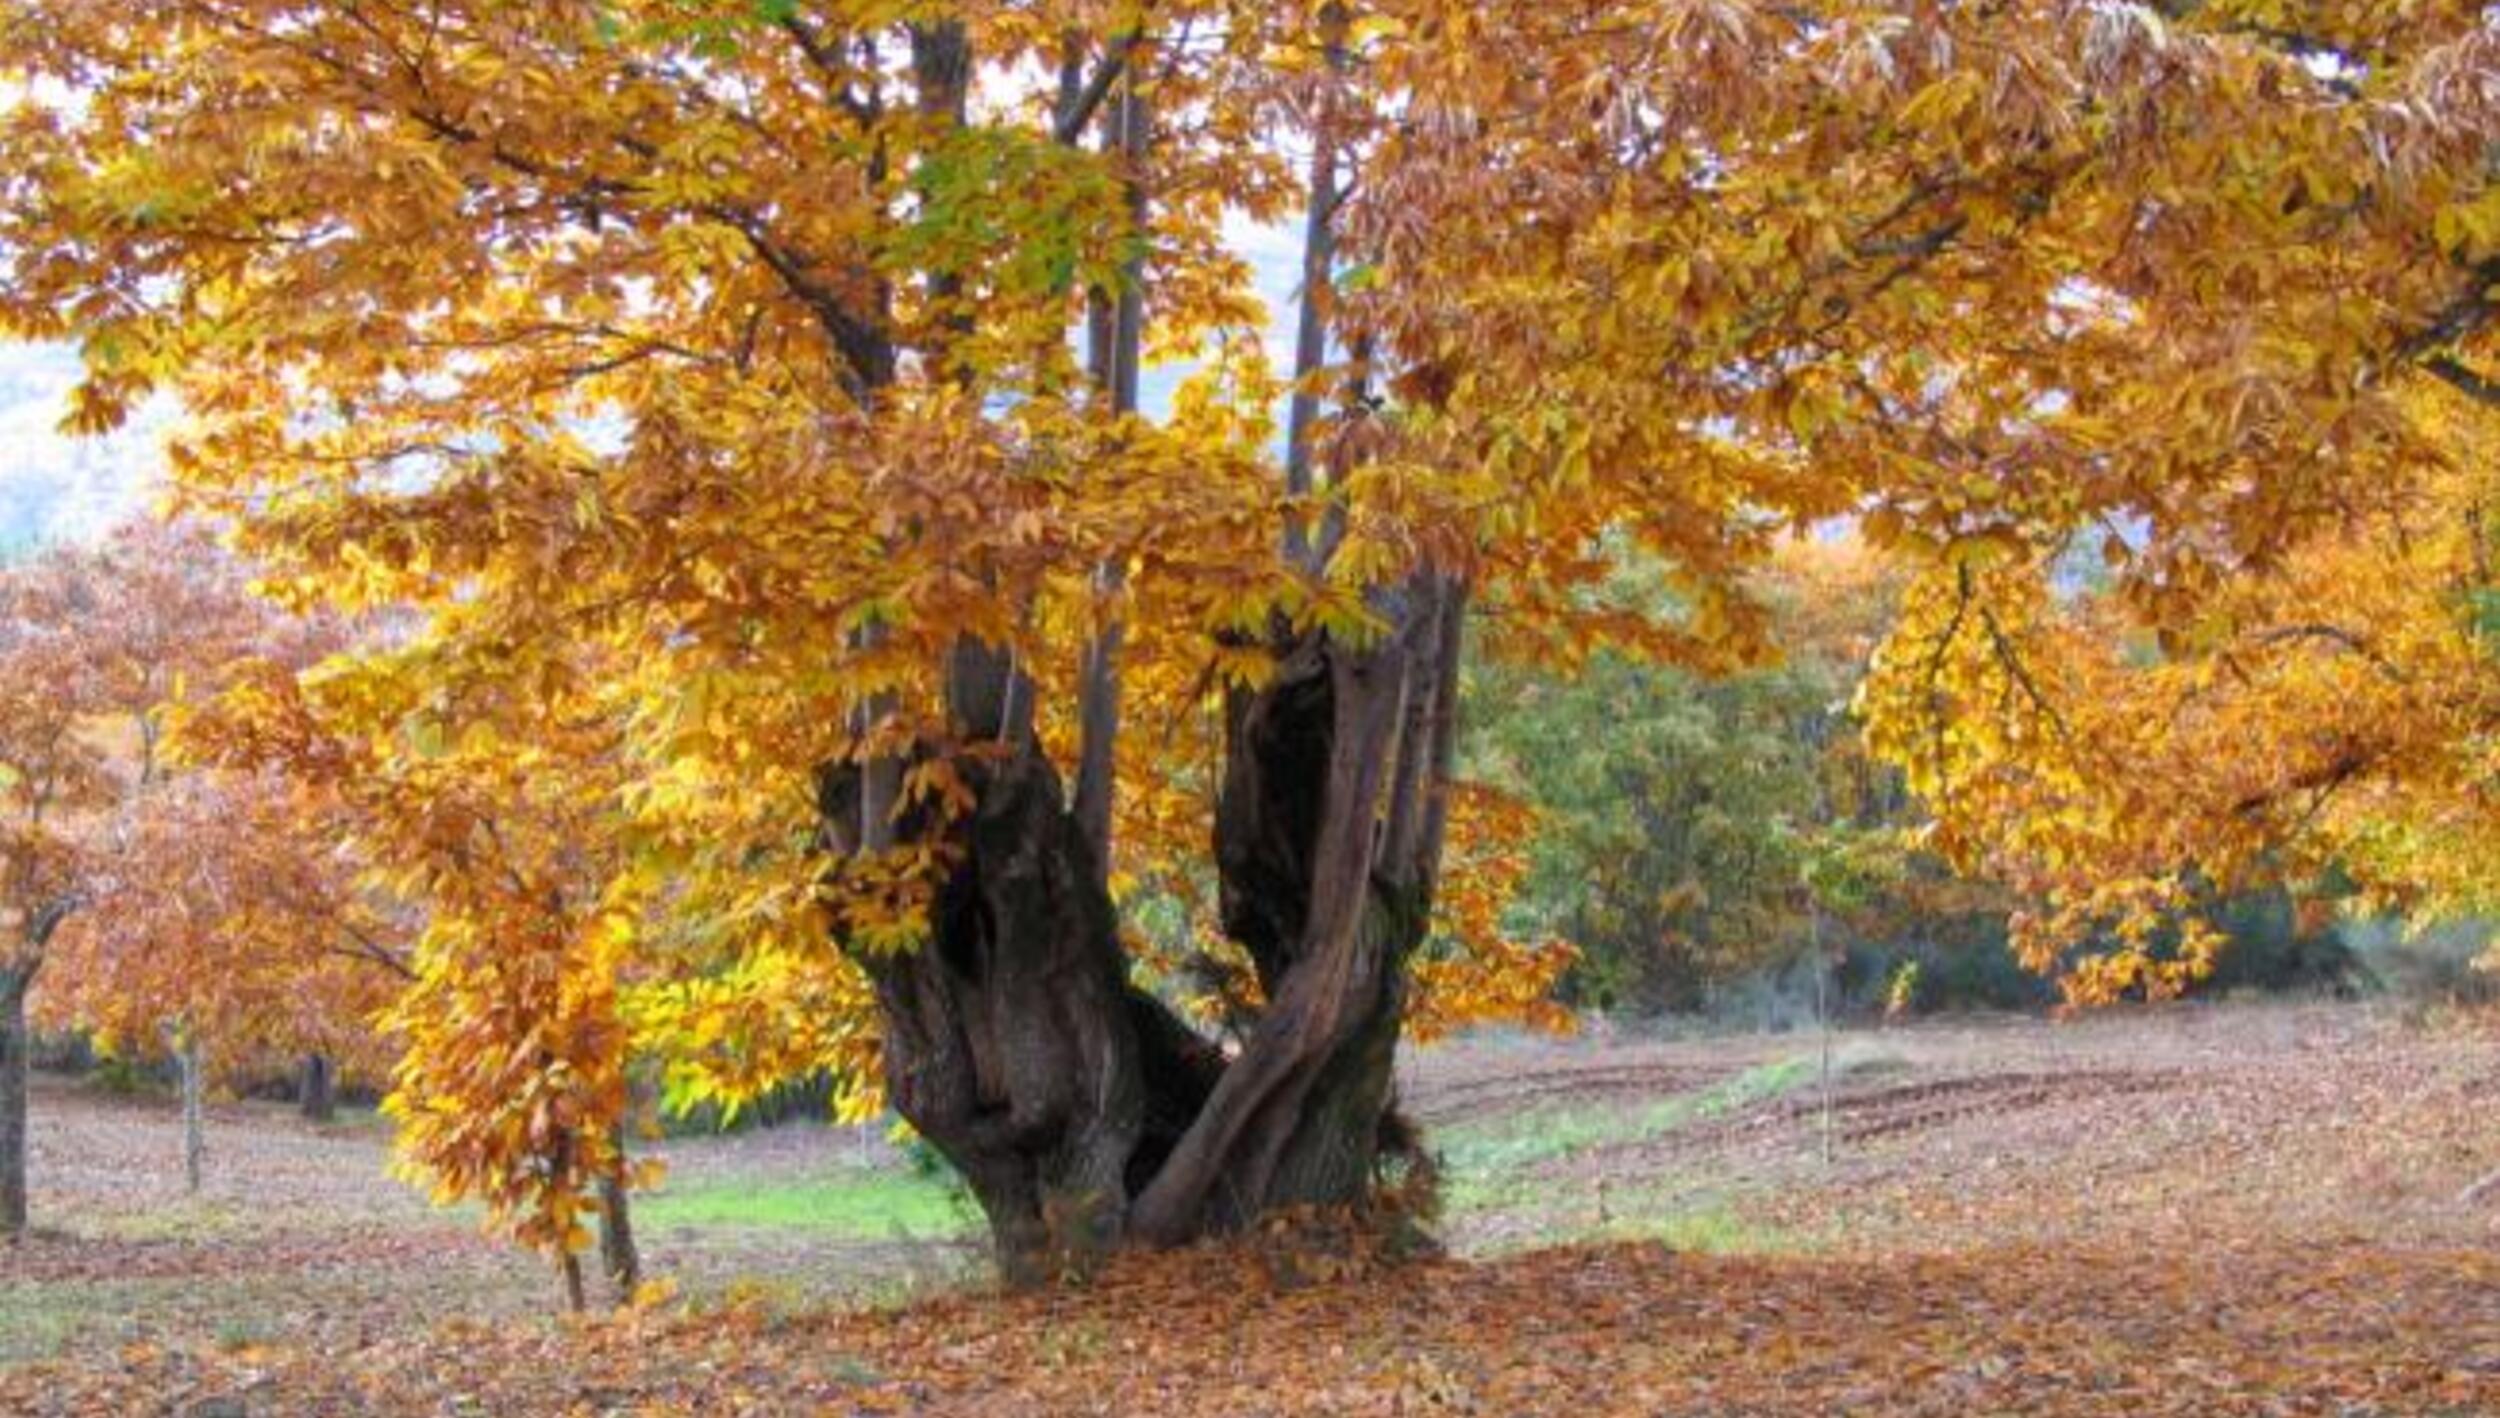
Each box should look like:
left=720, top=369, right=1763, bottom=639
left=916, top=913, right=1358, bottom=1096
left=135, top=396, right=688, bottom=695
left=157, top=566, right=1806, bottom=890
left=559, top=1250, right=586, bottom=1315
left=822, top=746, right=1222, bottom=1282
left=1071, top=45, right=1151, bottom=877
left=830, top=579, right=1465, bottom=1273
left=1281, top=2, right=1352, bottom=571
left=299, top=1053, right=335, bottom=1124
left=597, top=1145, right=641, bottom=1302
left=0, top=966, right=28, bottom=1239
left=1131, top=589, right=1454, bottom=1242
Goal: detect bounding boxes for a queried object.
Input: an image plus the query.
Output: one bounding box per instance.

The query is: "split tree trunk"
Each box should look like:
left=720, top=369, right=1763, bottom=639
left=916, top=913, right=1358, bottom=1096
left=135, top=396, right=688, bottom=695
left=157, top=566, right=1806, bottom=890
left=824, top=746, right=1221, bottom=1283
left=817, top=17, right=1467, bottom=1279
left=0, top=968, right=29, bottom=1239
left=833, top=577, right=1467, bottom=1276
left=299, top=1054, right=335, bottom=1124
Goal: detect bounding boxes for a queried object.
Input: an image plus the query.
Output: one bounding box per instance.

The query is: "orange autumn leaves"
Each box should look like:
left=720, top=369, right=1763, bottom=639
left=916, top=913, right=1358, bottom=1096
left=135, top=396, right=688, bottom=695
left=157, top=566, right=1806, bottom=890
left=1861, top=413, right=2500, bottom=1004
left=0, top=0, right=2496, bottom=1261
left=2, top=524, right=395, bottom=1089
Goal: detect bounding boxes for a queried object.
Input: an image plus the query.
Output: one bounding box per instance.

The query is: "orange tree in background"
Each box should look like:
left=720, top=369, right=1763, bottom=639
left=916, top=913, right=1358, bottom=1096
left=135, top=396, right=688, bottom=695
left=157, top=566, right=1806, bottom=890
left=0, top=539, right=113, bottom=1237
left=190, top=639, right=657, bottom=1292
left=5, top=1, right=2496, bottom=1278
left=35, top=769, right=403, bottom=1116
left=0, top=522, right=377, bottom=1233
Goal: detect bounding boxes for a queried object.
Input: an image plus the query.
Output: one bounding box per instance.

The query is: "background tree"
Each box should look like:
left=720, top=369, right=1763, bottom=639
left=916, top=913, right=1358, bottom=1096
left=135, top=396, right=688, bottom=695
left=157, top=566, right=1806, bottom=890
left=6, top=0, right=2497, bottom=1283
left=36, top=529, right=386, bottom=1072
left=190, top=640, right=657, bottom=1306
left=1469, top=538, right=1910, bottom=1014
left=1363, top=0, right=2500, bottom=1002
left=35, top=768, right=403, bottom=1183
left=0, top=522, right=289, bottom=1232
left=0, top=543, right=111, bottom=1237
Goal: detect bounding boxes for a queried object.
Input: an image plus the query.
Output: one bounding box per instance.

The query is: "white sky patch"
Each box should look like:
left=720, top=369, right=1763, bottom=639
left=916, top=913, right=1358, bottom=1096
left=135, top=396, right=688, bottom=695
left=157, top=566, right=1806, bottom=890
left=1223, top=208, right=1306, bottom=371
left=1133, top=209, right=1301, bottom=425
left=0, top=343, right=171, bottom=550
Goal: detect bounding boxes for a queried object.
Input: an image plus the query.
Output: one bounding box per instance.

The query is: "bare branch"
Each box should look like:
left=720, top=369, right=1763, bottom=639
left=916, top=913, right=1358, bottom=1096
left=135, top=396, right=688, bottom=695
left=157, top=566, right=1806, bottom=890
left=333, top=921, right=419, bottom=982
left=1979, top=604, right=2075, bottom=748
left=777, top=17, right=879, bottom=127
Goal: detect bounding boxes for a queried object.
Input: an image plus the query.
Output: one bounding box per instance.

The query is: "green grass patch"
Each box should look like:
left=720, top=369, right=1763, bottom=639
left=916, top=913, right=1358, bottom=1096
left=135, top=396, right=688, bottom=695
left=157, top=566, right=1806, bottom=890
left=80, top=1199, right=256, bottom=1244
left=1430, top=1056, right=1828, bottom=1251
left=638, top=1170, right=974, bottom=1241
left=1438, top=1055, right=1817, bottom=1192
left=0, top=1281, right=151, bottom=1365
left=1578, top=1183, right=1825, bottom=1254
left=1608, top=1201, right=1791, bottom=1253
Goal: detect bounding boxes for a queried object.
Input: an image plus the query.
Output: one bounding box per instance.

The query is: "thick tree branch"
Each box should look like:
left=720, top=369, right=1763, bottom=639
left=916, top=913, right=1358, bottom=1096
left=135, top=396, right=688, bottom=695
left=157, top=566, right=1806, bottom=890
left=2393, top=258, right=2500, bottom=382
left=708, top=207, right=892, bottom=397
left=403, top=92, right=893, bottom=400
left=776, top=17, right=880, bottom=127
left=25, top=895, right=78, bottom=954
left=1283, top=5, right=1353, bottom=569
left=2423, top=354, right=2500, bottom=409
left=1054, top=30, right=1145, bottom=146
left=7, top=893, right=82, bottom=989
left=2229, top=742, right=2377, bottom=829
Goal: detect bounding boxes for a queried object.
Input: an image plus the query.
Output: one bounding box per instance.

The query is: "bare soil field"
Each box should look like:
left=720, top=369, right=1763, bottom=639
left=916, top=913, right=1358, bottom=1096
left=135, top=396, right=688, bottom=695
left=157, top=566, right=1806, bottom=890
left=4, top=1001, right=2496, bottom=1415
left=1411, top=1003, right=2500, bottom=1258
left=0, top=1080, right=982, bottom=1370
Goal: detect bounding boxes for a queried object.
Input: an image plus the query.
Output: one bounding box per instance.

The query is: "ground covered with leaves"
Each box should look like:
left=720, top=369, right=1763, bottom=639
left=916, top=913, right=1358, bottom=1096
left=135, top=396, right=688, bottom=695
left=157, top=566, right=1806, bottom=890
left=6, top=1003, right=2498, bottom=1415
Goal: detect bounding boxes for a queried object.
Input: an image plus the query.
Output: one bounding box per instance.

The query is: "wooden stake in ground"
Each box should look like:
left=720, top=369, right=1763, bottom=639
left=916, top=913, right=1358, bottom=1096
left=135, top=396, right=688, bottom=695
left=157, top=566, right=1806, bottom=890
left=177, top=1031, right=205, bottom=1195
left=1813, top=906, right=1833, bottom=1168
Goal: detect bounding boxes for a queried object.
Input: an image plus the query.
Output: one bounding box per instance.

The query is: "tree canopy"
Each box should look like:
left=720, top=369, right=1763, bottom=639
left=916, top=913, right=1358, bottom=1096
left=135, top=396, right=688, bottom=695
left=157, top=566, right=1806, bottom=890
left=3, top=0, right=2495, bottom=1274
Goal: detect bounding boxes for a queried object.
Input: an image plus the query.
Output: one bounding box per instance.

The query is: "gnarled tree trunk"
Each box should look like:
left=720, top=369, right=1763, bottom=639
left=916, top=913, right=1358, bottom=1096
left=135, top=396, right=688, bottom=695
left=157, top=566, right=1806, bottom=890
left=832, top=576, right=1468, bottom=1274
left=0, top=966, right=28, bottom=1239
left=810, top=16, right=1468, bottom=1280
left=824, top=745, right=1223, bottom=1282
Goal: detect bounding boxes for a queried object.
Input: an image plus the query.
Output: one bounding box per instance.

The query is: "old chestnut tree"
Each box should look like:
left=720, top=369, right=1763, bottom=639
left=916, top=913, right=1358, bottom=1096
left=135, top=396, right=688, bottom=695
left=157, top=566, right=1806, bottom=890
left=5, top=0, right=2496, bottom=1275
